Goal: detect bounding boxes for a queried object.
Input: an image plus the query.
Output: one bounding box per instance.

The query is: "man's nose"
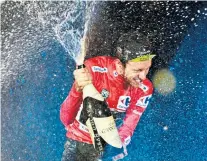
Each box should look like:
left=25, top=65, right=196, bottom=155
left=138, top=71, right=147, bottom=80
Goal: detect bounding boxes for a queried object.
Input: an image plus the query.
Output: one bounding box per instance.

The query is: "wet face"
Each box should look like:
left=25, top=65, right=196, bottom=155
left=124, top=60, right=152, bottom=87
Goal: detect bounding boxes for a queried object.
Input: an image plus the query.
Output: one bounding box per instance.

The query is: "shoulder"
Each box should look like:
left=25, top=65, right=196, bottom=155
left=129, top=79, right=153, bottom=108
left=141, top=78, right=154, bottom=95
left=129, top=78, right=154, bottom=100
left=85, top=56, right=115, bottom=64
left=84, top=56, right=117, bottom=72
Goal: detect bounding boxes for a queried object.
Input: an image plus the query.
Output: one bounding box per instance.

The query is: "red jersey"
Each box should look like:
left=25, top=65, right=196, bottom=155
left=60, top=56, right=153, bottom=145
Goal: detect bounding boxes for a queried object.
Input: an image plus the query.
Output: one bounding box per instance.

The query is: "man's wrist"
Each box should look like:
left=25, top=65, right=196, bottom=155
left=74, top=81, right=83, bottom=92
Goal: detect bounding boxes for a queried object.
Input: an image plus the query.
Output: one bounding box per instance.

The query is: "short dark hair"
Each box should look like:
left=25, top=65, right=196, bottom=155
left=116, top=31, right=152, bottom=63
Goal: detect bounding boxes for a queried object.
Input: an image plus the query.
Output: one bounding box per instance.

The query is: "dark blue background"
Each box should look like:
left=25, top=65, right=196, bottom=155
left=124, top=15, right=207, bottom=161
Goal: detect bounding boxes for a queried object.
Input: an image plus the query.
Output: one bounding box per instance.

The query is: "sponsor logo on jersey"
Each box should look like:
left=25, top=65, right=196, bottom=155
left=79, top=123, right=89, bottom=133
left=92, top=66, right=108, bottom=73
left=101, top=89, right=109, bottom=99
left=136, top=95, right=152, bottom=108
left=139, top=83, right=149, bottom=92
left=117, top=96, right=131, bottom=111
left=113, top=70, right=118, bottom=77
left=124, top=136, right=131, bottom=145
left=112, top=153, right=125, bottom=161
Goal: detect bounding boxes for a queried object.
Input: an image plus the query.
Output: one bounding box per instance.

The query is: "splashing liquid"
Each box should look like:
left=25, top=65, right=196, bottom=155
left=53, top=1, right=95, bottom=64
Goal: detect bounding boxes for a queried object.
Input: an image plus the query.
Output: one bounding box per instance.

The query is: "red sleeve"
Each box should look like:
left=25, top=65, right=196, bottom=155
left=59, top=57, right=96, bottom=127
left=60, top=56, right=113, bottom=127
left=60, top=82, right=83, bottom=127
left=118, top=82, right=153, bottom=145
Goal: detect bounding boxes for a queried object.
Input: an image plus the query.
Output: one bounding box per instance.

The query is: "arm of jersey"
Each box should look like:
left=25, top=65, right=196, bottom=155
left=118, top=105, right=145, bottom=145
left=60, top=56, right=108, bottom=127
left=60, top=82, right=83, bottom=127
left=118, top=90, right=153, bottom=145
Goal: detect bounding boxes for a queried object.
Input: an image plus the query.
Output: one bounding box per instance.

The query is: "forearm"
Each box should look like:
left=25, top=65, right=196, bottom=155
left=118, top=107, right=144, bottom=145
left=60, top=82, right=83, bottom=126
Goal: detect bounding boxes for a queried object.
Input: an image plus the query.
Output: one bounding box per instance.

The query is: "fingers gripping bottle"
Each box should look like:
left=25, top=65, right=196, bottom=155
left=77, top=65, right=122, bottom=155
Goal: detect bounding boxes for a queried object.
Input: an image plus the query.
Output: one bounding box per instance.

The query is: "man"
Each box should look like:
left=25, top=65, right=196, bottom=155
left=60, top=31, right=156, bottom=161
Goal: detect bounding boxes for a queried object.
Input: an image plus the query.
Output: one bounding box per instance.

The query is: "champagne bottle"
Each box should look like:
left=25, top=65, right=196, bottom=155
left=83, top=97, right=106, bottom=155
left=78, top=65, right=122, bottom=155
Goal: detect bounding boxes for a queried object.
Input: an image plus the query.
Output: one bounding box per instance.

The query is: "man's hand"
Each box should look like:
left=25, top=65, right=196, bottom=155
left=73, top=68, right=92, bottom=92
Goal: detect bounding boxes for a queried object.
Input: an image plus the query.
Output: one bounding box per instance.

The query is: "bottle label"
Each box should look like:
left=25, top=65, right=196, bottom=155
left=94, top=116, right=122, bottom=148
left=86, top=119, right=104, bottom=152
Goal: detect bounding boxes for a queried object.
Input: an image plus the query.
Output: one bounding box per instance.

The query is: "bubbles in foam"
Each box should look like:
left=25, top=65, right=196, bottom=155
left=1, top=1, right=95, bottom=91
left=153, top=69, right=176, bottom=95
